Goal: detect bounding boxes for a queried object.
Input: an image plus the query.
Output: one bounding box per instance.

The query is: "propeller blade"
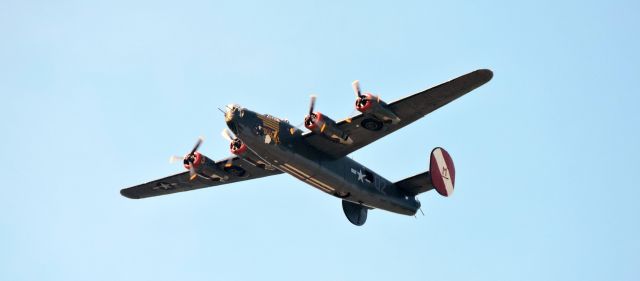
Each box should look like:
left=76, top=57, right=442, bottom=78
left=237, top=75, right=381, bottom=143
left=309, top=95, right=317, bottom=116
left=221, top=129, right=234, bottom=143
left=352, top=80, right=363, bottom=98
left=345, top=108, right=359, bottom=123
left=189, top=137, right=204, bottom=155
left=189, top=165, right=197, bottom=180
left=169, top=155, right=183, bottom=163
left=292, top=120, right=306, bottom=133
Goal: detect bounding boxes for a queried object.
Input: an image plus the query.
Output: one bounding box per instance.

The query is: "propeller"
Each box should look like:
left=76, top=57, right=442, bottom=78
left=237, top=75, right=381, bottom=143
left=352, top=80, right=364, bottom=98
left=169, top=137, right=204, bottom=181
left=169, top=155, right=183, bottom=163
left=344, top=108, right=359, bottom=123
left=188, top=165, right=197, bottom=180
left=220, top=129, right=236, bottom=167
left=221, top=128, right=247, bottom=157
left=188, top=137, right=203, bottom=156
left=221, top=128, right=234, bottom=143
left=308, top=95, right=317, bottom=116
left=305, top=95, right=319, bottom=127
left=352, top=80, right=378, bottom=109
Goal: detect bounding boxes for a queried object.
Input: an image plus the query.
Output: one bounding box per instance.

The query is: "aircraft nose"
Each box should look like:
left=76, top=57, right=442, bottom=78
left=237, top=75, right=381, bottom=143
left=225, top=104, right=241, bottom=123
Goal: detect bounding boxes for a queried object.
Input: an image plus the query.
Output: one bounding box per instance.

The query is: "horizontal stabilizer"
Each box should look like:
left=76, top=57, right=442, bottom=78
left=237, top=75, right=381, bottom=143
left=395, top=147, right=456, bottom=197
left=395, top=171, right=434, bottom=196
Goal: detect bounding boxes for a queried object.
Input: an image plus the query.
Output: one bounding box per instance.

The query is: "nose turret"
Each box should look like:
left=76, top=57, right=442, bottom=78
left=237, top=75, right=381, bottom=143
left=225, top=104, right=242, bottom=123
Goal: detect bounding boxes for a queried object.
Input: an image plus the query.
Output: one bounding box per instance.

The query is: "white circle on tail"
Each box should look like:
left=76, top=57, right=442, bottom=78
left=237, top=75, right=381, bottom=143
left=429, top=147, right=456, bottom=197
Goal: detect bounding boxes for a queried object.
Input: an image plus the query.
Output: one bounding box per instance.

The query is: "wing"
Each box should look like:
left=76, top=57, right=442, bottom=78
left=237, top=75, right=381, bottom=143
left=120, top=155, right=282, bottom=199
left=303, top=69, right=493, bottom=158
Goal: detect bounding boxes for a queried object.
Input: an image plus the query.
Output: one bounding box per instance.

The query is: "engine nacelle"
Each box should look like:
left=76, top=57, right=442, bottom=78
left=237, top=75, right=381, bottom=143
left=183, top=152, right=229, bottom=181
left=229, top=138, right=248, bottom=155
left=355, top=93, right=401, bottom=124
left=305, top=112, right=353, bottom=145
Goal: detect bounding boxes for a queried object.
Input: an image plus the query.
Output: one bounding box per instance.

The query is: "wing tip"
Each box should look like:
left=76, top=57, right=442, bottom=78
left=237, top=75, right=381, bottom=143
left=475, top=68, right=494, bottom=82
left=120, top=188, right=141, bottom=199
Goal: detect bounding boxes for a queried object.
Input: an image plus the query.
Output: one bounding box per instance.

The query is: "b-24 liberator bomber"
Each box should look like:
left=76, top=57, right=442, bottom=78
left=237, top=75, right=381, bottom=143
left=121, top=69, right=493, bottom=225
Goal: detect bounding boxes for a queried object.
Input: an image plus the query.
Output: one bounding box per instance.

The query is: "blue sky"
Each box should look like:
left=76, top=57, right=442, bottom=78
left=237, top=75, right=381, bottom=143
left=1, top=0, right=639, bottom=280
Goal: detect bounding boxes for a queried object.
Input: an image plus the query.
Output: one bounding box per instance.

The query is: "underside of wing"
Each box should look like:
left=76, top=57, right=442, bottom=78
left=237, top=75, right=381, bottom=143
left=120, top=155, right=282, bottom=199
left=303, top=69, right=493, bottom=158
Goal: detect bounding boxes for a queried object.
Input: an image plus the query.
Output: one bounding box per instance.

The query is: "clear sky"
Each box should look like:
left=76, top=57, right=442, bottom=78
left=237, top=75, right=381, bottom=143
left=1, top=0, right=639, bottom=280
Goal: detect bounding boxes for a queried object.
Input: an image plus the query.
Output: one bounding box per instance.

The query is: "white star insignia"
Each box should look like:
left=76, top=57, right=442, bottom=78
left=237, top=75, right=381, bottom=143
left=356, top=169, right=365, bottom=182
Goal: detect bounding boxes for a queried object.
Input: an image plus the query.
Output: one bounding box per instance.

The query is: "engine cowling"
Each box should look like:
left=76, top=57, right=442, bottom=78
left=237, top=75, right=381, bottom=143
left=353, top=81, right=401, bottom=124
left=355, top=93, right=377, bottom=112
left=355, top=94, right=400, bottom=124
left=183, top=151, right=204, bottom=170
left=229, top=138, right=248, bottom=155
left=221, top=128, right=247, bottom=156
left=183, top=152, right=229, bottom=181
left=305, top=112, right=353, bottom=145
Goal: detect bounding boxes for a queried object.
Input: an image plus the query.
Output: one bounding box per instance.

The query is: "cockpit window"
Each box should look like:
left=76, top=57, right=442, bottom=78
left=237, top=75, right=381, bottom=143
left=263, top=114, right=281, bottom=122
left=262, top=114, right=289, bottom=123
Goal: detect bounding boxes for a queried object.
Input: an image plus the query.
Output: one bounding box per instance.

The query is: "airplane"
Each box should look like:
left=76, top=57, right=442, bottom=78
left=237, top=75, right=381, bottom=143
left=120, top=69, right=493, bottom=225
